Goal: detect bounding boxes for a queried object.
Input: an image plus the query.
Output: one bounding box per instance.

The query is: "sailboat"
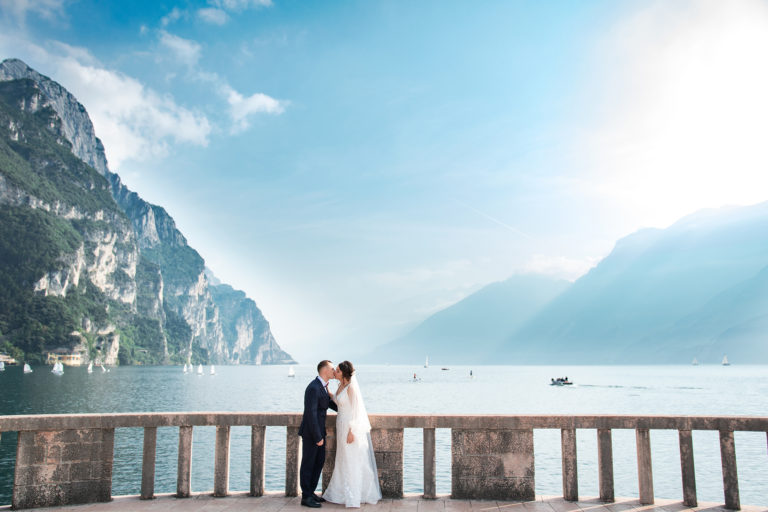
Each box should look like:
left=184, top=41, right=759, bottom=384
left=691, top=358, right=699, bottom=366
left=183, top=363, right=188, bottom=373
left=210, top=365, right=216, bottom=375
left=23, top=363, right=33, bottom=373
left=0, top=361, right=5, bottom=371
left=288, top=366, right=296, bottom=378
left=424, top=356, right=429, bottom=369
left=87, top=362, right=93, bottom=373
left=197, top=364, right=203, bottom=375
left=100, top=364, right=107, bottom=373
left=52, top=361, right=64, bottom=375
left=722, top=355, right=730, bottom=366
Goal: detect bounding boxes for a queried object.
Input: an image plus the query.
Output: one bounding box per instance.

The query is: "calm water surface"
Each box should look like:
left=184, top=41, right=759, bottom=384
left=0, top=364, right=766, bottom=505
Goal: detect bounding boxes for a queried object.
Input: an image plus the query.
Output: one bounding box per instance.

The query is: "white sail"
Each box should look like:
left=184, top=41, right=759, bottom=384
left=424, top=356, right=429, bottom=368
left=692, top=358, right=699, bottom=366
left=87, top=362, right=93, bottom=373
left=722, top=355, right=730, bottom=366
left=100, top=364, right=107, bottom=372
left=197, top=364, right=203, bottom=375
left=183, top=363, right=188, bottom=373
left=24, top=363, right=33, bottom=373
left=52, top=362, right=64, bottom=374
left=0, top=361, right=5, bottom=371
left=210, top=365, right=216, bottom=375
left=288, top=366, right=295, bottom=377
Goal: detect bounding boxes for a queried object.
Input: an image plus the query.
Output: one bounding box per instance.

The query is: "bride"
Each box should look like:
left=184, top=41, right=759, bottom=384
left=323, top=361, right=382, bottom=508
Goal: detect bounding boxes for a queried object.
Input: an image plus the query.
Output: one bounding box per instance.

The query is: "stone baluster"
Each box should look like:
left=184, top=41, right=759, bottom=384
left=250, top=426, right=266, bottom=497
left=285, top=426, right=301, bottom=497
left=636, top=428, right=654, bottom=505
left=176, top=426, right=194, bottom=498
left=423, top=428, right=436, bottom=499
left=561, top=428, right=578, bottom=501
left=678, top=429, right=697, bottom=507
left=597, top=428, right=614, bottom=502
left=719, top=430, right=740, bottom=510
left=213, top=426, right=231, bottom=497
left=140, top=427, right=157, bottom=500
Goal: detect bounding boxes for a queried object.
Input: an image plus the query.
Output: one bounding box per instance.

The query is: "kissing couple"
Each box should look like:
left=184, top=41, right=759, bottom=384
left=298, top=360, right=382, bottom=508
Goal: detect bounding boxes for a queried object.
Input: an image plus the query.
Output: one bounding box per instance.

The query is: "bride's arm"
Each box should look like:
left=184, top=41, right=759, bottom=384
left=346, top=385, right=356, bottom=444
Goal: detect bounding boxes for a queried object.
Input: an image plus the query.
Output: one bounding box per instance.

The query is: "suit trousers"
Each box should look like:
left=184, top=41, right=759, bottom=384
left=299, top=435, right=326, bottom=499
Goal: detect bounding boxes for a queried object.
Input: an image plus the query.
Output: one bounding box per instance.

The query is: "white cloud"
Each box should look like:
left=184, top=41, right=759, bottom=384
left=579, top=0, right=768, bottom=229
left=158, top=31, right=201, bottom=68
left=197, top=8, right=228, bottom=25
left=160, top=7, right=185, bottom=27
left=222, top=84, right=286, bottom=132
left=522, top=255, right=598, bottom=282
left=159, top=42, right=287, bottom=132
left=210, top=0, right=272, bottom=11
left=0, top=0, right=65, bottom=24
left=166, top=0, right=271, bottom=29
left=0, top=35, right=211, bottom=169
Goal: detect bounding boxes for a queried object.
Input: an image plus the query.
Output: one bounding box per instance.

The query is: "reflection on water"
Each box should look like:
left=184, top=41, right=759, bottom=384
left=1, top=364, right=766, bottom=505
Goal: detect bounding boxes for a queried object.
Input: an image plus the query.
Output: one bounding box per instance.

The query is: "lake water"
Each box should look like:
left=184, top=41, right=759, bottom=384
left=0, top=364, right=766, bottom=506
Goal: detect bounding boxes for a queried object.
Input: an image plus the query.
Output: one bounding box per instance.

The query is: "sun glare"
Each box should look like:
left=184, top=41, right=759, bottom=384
left=586, top=0, right=768, bottom=228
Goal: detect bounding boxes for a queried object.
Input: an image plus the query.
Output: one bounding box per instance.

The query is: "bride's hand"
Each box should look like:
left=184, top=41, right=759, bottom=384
left=346, top=430, right=355, bottom=444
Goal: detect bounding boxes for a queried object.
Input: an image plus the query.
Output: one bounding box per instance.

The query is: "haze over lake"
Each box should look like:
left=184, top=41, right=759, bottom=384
left=1, top=364, right=766, bottom=506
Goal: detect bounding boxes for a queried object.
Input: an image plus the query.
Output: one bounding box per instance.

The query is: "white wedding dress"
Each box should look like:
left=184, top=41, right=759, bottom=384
left=322, top=374, right=382, bottom=508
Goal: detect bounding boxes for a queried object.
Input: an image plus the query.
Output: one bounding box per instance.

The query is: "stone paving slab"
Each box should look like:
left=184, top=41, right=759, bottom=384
left=1, top=493, right=765, bottom=512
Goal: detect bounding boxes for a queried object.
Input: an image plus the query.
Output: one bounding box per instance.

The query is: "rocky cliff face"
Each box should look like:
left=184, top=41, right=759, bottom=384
left=0, top=58, right=294, bottom=365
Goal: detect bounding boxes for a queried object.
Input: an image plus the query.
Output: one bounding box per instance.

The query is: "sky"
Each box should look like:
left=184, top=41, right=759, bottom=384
left=2, top=0, right=768, bottom=361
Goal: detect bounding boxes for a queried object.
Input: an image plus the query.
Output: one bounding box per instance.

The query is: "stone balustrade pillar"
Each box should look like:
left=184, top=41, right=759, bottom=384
left=372, top=428, right=404, bottom=498
left=423, top=428, right=436, bottom=499
left=12, top=428, right=114, bottom=509
left=636, top=428, right=654, bottom=505
left=250, top=425, right=266, bottom=497
left=285, top=426, right=301, bottom=497
left=597, top=428, right=614, bottom=503
left=213, top=425, right=230, bottom=497
left=451, top=428, right=534, bottom=501
left=140, top=427, right=157, bottom=500
left=176, top=426, right=193, bottom=498
left=561, top=428, right=578, bottom=501
left=719, top=430, right=740, bottom=510
left=678, top=429, right=697, bottom=507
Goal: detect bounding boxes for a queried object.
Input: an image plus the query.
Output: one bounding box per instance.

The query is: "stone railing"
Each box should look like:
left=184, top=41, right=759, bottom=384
left=0, top=413, right=766, bottom=510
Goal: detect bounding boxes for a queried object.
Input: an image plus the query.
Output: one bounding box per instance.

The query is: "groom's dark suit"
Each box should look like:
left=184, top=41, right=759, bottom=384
left=298, top=377, right=338, bottom=501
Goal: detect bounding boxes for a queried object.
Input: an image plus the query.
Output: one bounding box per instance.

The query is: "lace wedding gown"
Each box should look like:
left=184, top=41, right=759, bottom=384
left=322, top=375, right=382, bottom=508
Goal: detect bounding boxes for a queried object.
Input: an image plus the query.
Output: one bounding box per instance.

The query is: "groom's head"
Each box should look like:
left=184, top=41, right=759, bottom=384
left=317, top=360, right=334, bottom=381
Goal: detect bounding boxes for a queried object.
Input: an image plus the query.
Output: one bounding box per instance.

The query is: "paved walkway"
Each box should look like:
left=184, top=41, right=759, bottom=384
left=1, top=493, right=765, bottom=512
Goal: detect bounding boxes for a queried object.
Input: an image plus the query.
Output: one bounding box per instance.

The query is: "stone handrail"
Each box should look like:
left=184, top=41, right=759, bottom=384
left=1, top=413, right=766, bottom=510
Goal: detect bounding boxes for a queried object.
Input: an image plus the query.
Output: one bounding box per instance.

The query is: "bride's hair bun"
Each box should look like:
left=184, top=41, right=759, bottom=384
left=338, top=360, right=354, bottom=380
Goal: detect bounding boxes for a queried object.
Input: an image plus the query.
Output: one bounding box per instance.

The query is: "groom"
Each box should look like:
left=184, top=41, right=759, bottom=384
left=298, top=360, right=338, bottom=508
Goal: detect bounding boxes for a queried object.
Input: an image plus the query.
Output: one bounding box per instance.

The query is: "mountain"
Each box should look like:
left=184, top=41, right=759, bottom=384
left=372, top=274, right=570, bottom=364
left=628, top=263, right=768, bottom=363
left=499, top=202, right=768, bottom=363
left=0, top=58, right=294, bottom=365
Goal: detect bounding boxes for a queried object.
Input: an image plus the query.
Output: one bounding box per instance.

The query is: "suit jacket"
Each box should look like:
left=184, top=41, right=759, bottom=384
left=299, top=378, right=338, bottom=444
left=298, top=377, right=338, bottom=444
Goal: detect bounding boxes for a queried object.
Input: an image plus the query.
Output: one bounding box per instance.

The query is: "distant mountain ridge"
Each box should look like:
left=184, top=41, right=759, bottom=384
left=372, top=274, right=569, bottom=364
left=0, top=58, right=294, bottom=365
left=499, top=202, right=768, bottom=364
left=373, top=202, right=768, bottom=365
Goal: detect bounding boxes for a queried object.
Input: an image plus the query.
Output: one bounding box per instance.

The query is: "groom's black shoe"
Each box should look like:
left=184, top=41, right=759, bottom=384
left=313, top=494, right=326, bottom=503
left=301, top=497, right=321, bottom=508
